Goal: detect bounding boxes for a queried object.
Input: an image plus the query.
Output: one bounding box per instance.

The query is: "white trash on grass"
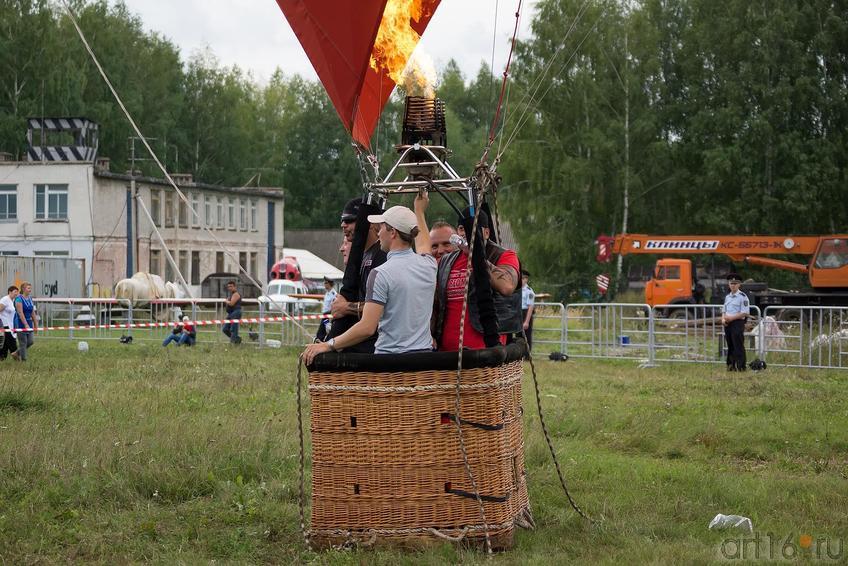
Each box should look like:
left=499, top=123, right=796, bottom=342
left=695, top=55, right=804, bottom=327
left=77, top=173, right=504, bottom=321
left=77, top=341, right=89, bottom=353
left=709, top=514, right=753, bottom=533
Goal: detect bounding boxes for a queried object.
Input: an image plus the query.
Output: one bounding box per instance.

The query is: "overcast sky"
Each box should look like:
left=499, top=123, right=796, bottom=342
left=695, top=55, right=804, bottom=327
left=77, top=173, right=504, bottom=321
left=119, top=1, right=539, bottom=84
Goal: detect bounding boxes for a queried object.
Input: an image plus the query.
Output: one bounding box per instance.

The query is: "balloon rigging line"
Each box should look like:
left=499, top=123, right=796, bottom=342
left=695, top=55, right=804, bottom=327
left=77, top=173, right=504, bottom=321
left=494, top=0, right=592, bottom=157
left=498, top=4, right=602, bottom=159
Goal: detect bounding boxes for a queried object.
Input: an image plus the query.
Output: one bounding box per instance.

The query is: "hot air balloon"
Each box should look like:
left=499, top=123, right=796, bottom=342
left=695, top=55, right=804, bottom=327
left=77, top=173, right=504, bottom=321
left=277, top=0, right=537, bottom=553
left=276, top=0, right=441, bottom=150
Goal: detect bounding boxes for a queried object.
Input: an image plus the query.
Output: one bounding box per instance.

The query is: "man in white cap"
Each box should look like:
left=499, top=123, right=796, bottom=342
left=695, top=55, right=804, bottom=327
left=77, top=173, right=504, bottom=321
left=303, top=196, right=435, bottom=362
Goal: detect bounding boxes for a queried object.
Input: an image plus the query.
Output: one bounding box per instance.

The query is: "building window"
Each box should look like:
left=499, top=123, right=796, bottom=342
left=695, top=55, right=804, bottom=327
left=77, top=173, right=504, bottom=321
left=149, top=249, right=161, bottom=275
left=34, top=250, right=69, bottom=256
left=228, top=198, right=236, bottom=230
left=204, top=194, right=212, bottom=228
left=178, top=197, right=188, bottom=228
left=150, top=189, right=161, bottom=226
left=216, top=251, right=225, bottom=273
left=190, top=192, right=200, bottom=227
left=239, top=199, right=248, bottom=231
left=0, top=251, right=19, bottom=256
left=250, top=200, right=257, bottom=231
left=191, top=251, right=200, bottom=285
left=34, top=184, right=68, bottom=220
left=239, top=252, right=247, bottom=274
left=216, top=197, right=224, bottom=229
left=164, top=193, right=175, bottom=227
left=0, top=185, right=18, bottom=221
left=249, top=252, right=258, bottom=278
left=178, top=250, right=189, bottom=282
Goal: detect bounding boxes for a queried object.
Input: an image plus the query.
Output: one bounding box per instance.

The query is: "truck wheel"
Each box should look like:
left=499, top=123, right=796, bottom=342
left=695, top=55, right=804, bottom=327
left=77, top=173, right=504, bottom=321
left=667, top=309, right=687, bottom=321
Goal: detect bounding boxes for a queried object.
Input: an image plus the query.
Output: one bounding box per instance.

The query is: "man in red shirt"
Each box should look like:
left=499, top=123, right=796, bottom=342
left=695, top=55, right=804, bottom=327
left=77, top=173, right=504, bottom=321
left=416, top=195, right=522, bottom=351
left=429, top=220, right=458, bottom=260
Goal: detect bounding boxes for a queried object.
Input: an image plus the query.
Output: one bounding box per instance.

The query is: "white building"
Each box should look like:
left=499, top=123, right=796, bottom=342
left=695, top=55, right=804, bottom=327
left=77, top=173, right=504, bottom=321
left=0, top=117, right=285, bottom=297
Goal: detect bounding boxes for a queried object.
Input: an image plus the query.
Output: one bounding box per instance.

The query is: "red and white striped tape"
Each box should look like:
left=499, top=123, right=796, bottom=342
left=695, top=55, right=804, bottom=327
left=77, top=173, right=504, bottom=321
left=3, top=313, right=331, bottom=334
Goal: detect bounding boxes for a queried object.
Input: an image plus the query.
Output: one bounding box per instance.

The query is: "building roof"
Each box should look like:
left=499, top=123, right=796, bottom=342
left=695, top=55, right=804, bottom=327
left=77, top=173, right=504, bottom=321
left=285, top=229, right=345, bottom=270
left=95, top=169, right=284, bottom=199
left=284, top=248, right=344, bottom=280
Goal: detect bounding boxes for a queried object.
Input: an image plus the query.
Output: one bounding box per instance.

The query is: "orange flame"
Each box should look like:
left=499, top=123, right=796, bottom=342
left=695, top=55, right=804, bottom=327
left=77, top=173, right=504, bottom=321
left=370, top=0, right=429, bottom=85
left=401, top=52, right=437, bottom=98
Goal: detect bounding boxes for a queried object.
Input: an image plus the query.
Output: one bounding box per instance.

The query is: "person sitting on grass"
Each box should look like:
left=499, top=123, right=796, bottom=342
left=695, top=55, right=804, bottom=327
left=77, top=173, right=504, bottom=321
left=162, top=316, right=196, bottom=347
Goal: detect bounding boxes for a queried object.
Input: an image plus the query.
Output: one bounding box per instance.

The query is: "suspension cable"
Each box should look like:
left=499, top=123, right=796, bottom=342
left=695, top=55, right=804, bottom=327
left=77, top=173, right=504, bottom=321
left=486, top=0, right=523, bottom=154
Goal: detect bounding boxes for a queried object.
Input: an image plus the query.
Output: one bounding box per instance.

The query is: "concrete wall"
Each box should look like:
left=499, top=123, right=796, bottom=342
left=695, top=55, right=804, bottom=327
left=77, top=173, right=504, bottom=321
left=0, top=161, right=96, bottom=287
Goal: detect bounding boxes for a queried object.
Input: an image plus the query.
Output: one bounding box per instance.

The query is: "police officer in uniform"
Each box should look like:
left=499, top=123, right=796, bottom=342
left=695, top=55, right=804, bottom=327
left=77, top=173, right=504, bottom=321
left=521, top=270, right=535, bottom=357
left=722, top=273, right=749, bottom=371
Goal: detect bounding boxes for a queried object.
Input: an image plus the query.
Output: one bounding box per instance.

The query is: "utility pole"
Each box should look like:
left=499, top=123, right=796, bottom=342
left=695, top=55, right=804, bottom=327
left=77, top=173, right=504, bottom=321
left=128, top=136, right=157, bottom=276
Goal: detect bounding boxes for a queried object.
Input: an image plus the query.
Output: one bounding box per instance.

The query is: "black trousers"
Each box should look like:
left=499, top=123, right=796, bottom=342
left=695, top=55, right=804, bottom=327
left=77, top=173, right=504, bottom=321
left=522, top=309, right=533, bottom=352
left=315, top=317, right=330, bottom=342
left=724, top=319, right=746, bottom=370
left=0, top=327, right=16, bottom=359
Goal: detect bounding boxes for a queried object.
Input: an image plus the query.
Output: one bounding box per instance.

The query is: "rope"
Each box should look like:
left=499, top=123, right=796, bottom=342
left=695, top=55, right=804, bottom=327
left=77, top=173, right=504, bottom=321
left=134, top=194, right=191, bottom=296
left=498, top=5, right=601, bottom=159
left=429, top=526, right=470, bottom=542
left=296, top=359, right=309, bottom=548
left=454, top=187, right=493, bottom=555
left=487, top=0, right=501, bottom=143
left=522, top=329, right=593, bottom=523
left=486, top=0, right=523, bottom=153
left=309, top=518, right=519, bottom=538
left=61, top=1, right=312, bottom=340
left=495, top=0, right=590, bottom=153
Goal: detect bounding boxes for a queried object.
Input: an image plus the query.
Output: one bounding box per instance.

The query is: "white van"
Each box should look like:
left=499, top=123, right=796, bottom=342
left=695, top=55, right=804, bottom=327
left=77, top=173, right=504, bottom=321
left=258, top=279, right=321, bottom=313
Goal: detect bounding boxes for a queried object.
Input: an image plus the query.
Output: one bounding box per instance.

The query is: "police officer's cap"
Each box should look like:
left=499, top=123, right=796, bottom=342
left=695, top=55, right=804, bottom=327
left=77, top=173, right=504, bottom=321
left=727, top=273, right=743, bottom=283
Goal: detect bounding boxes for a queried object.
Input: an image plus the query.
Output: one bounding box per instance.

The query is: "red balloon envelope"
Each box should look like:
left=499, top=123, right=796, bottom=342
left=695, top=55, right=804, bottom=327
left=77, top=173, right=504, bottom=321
left=275, top=0, right=441, bottom=150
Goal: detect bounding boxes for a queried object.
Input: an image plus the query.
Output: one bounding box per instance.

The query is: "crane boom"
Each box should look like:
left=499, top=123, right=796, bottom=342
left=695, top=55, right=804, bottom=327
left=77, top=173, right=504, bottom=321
left=608, top=234, right=822, bottom=258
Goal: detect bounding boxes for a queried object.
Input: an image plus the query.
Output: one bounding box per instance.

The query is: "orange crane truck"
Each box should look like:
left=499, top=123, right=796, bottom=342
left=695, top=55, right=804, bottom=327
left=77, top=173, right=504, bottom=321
left=596, top=234, right=848, bottom=318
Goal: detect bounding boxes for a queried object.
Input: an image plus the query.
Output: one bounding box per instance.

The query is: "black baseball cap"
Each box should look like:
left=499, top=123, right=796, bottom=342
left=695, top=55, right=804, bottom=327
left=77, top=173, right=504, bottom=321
left=458, top=207, right=490, bottom=229
left=340, top=197, right=362, bottom=223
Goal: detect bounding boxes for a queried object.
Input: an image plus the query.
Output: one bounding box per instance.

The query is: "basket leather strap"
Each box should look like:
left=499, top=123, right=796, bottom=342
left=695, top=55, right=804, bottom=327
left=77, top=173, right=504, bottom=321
left=443, top=413, right=504, bottom=431
left=446, top=487, right=510, bottom=503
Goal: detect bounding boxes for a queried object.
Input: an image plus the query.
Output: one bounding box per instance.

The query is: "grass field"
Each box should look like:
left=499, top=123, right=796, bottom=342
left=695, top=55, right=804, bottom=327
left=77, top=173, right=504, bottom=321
left=0, top=339, right=846, bottom=564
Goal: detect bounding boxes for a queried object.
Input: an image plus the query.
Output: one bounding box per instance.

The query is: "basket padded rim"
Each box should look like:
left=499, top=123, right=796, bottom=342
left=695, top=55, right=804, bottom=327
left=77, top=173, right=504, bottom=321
left=308, top=342, right=526, bottom=373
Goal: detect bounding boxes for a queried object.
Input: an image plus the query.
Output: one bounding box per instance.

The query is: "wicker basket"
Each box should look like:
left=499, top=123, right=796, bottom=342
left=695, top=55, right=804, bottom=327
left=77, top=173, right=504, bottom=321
left=306, top=344, right=531, bottom=549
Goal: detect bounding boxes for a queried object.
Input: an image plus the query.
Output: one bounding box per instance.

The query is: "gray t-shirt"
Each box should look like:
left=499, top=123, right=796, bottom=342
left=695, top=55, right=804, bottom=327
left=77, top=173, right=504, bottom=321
left=365, top=247, right=437, bottom=354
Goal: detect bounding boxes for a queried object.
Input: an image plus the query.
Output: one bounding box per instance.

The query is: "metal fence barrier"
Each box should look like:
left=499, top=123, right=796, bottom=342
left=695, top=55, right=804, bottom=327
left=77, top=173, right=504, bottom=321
left=761, top=306, right=848, bottom=369
left=561, top=303, right=654, bottom=364
left=559, top=302, right=846, bottom=370
left=528, top=302, right=566, bottom=356
left=32, top=298, right=320, bottom=348
left=651, top=303, right=761, bottom=365
left=23, top=298, right=848, bottom=370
